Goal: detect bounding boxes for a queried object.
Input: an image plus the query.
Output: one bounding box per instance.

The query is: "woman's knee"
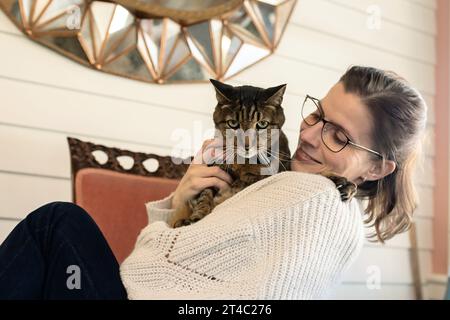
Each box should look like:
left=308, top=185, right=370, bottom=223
left=37, top=201, right=84, bottom=214
left=26, top=201, right=94, bottom=230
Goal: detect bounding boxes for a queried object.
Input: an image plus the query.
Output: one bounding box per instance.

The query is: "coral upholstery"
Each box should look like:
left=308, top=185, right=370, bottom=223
left=67, top=137, right=189, bottom=264
left=75, top=168, right=179, bottom=263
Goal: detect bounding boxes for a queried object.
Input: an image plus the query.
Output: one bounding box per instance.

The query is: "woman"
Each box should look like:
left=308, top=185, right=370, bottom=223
left=0, top=66, right=427, bottom=299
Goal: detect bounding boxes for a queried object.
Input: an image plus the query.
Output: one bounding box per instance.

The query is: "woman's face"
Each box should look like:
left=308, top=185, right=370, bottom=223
left=291, top=82, right=378, bottom=184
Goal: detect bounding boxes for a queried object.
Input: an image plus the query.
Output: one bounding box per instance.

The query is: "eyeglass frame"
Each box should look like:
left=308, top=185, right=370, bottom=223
left=301, top=94, right=384, bottom=159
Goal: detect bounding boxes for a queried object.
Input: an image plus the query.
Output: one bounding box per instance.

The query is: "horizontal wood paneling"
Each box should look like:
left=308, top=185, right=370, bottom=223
left=0, top=172, right=71, bottom=220
left=327, top=0, right=436, bottom=35
left=292, top=0, right=435, bottom=64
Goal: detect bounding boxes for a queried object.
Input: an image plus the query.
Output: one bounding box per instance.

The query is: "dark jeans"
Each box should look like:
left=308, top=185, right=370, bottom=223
left=0, top=202, right=128, bottom=299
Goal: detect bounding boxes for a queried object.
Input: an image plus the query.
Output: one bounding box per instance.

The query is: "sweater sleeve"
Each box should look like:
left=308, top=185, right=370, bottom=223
left=145, top=192, right=177, bottom=225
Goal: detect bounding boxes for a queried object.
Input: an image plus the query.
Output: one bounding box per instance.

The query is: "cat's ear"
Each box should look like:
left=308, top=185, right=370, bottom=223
left=263, top=84, right=287, bottom=106
left=210, top=79, right=235, bottom=104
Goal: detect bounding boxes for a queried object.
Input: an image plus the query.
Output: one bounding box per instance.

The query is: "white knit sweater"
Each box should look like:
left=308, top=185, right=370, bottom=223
left=120, top=171, right=364, bottom=300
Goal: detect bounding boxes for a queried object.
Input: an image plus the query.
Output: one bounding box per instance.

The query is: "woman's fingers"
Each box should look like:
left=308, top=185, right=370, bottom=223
left=193, top=138, right=225, bottom=164
left=206, top=166, right=233, bottom=185
left=194, top=177, right=230, bottom=193
left=192, top=139, right=213, bottom=164
left=190, top=164, right=233, bottom=185
left=174, top=138, right=232, bottom=207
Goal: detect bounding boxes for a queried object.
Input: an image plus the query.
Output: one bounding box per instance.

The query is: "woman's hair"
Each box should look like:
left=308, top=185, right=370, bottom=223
left=339, top=65, right=428, bottom=243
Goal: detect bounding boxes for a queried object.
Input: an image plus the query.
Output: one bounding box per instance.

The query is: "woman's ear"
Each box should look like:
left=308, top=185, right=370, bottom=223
left=365, top=160, right=396, bottom=181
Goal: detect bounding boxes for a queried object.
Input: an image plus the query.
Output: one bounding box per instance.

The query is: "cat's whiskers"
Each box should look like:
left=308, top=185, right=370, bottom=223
left=266, top=148, right=303, bottom=164
left=222, top=148, right=235, bottom=172
left=257, top=150, right=278, bottom=175
left=269, top=149, right=292, bottom=159
left=209, top=146, right=236, bottom=173
left=263, top=149, right=287, bottom=170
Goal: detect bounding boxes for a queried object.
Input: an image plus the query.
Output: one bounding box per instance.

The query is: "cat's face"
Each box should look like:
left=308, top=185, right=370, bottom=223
left=210, top=79, right=287, bottom=161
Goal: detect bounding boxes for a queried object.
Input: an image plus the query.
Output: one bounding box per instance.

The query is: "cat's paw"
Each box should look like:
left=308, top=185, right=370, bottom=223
left=173, top=218, right=191, bottom=228
left=320, top=171, right=357, bottom=202
left=173, top=217, right=201, bottom=228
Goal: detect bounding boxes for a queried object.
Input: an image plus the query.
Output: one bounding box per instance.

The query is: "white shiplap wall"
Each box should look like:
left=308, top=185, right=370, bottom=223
left=0, top=0, right=438, bottom=299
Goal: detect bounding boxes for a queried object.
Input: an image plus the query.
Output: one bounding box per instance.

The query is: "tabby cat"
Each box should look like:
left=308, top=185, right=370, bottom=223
left=172, top=80, right=357, bottom=228
left=172, top=80, right=291, bottom=227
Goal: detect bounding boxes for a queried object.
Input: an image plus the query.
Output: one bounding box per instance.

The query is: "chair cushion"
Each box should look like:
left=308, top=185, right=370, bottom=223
left=75, top=168, right=179, bottom=263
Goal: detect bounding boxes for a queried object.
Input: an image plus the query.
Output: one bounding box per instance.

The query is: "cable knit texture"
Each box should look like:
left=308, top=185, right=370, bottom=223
left=120, top=171, right=365, bottom=299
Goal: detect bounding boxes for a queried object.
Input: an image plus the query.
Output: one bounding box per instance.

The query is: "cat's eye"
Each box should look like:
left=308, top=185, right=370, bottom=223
left=256, top=120, right=269, bottom=129
left=226, top=119, right=239, bottom=129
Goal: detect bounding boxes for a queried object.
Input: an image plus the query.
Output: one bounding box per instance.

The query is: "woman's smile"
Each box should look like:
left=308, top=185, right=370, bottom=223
left=294, top=145, right=322, bottom=164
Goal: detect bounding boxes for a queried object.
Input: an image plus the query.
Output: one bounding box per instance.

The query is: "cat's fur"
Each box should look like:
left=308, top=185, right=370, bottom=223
left=172, top=80, right=357, bottom=228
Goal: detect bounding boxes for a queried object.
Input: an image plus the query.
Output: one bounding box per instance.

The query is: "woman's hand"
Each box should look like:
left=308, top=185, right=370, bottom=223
left=171, top=138, right=233, bottom=210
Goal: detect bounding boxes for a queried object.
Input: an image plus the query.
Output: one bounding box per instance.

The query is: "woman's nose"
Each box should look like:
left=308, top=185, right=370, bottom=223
left=299, top=121, right=323, bottom=148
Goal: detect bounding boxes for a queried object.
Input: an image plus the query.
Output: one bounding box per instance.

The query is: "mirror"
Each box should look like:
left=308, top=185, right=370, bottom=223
left=115, top=0, right=243, bottom=25
left=0, top=0, right=297, bottom=84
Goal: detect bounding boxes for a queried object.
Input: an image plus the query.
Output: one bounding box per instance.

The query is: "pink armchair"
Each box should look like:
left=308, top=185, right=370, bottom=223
left=67, top=137, right=190, bottom=263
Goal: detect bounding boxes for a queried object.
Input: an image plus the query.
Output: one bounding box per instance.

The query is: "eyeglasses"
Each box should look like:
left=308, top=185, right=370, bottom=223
left=301, top=95, right=383, bottom=159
